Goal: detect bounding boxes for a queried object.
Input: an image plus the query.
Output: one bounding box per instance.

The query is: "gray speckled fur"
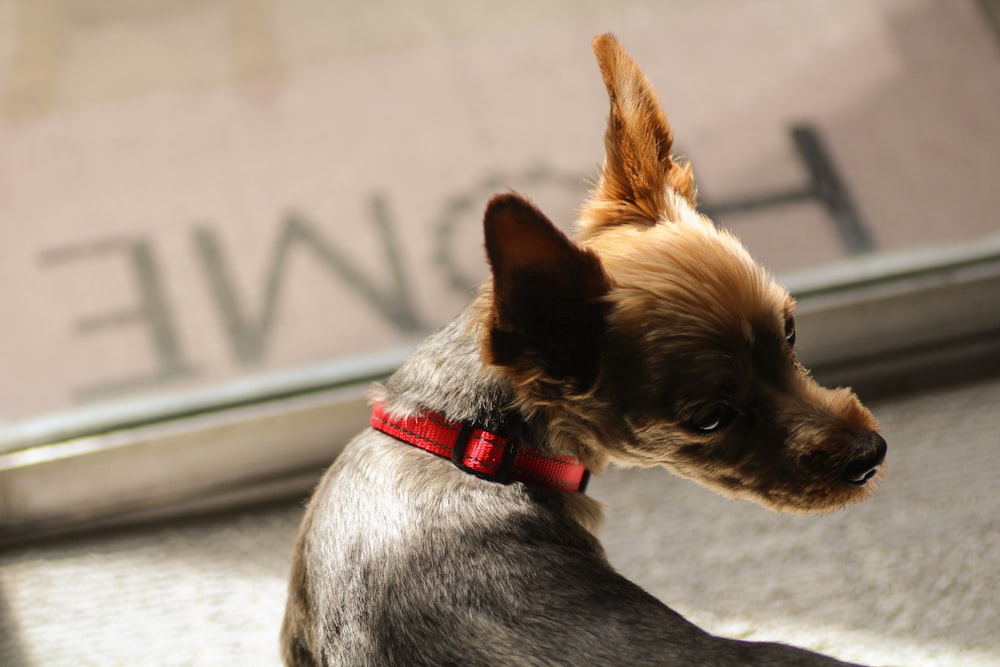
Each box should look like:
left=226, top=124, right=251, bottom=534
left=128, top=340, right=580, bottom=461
left=280, top=308, right=863, bottom=667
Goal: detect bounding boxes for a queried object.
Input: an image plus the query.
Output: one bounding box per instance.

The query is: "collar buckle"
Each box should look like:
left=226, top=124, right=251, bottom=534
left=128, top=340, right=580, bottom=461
left=450, top=422, right=522, bottom=484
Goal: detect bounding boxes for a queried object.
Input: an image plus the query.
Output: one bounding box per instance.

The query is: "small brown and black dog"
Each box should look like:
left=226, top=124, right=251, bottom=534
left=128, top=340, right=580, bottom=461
left=282, top=34, right=887, bottom=666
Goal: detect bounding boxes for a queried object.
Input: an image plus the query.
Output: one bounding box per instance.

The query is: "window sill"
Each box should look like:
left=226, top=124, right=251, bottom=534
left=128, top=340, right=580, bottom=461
left=3, top=234, right=1000, bottom=544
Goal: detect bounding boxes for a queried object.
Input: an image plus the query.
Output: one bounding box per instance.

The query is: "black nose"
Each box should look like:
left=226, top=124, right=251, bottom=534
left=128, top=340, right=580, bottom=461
left=842, top=432, right=887, bottom=486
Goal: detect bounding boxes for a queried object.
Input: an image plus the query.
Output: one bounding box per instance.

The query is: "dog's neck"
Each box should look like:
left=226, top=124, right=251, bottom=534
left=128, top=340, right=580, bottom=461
left=371, top=302, right=607, bottom=532
left=375, top=304, right=536, bottom=444
left=378, top=299, right=627, bottom=474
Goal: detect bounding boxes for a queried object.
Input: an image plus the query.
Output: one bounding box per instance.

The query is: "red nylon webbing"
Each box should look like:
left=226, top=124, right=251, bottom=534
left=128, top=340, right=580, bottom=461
left=370, top=402, right=589, bottom=493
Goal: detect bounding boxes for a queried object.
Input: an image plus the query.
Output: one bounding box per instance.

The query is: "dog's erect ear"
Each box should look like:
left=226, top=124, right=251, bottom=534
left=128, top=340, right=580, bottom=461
left=484, top=193, right=610, bottom=390
left=581, top=33, right=697, bottom=237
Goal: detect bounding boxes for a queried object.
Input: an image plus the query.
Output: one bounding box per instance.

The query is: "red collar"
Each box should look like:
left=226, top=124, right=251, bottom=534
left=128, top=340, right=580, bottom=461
left=370, top=402, right=590, bottom=493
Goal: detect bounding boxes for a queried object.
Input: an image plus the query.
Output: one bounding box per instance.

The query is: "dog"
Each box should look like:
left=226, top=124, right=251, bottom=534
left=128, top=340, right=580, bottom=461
left=281, top=33, right=887, bottom=666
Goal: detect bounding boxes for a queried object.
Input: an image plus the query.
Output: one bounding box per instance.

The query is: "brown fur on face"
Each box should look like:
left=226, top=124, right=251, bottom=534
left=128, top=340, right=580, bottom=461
left=480, top=34, right=885, bottom=514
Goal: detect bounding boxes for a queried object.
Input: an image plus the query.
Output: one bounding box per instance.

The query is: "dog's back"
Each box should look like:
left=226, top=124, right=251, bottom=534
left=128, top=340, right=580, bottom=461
left=282, top=318, right=862, bottom=667
left=283, top=431, right=689, bottom=666
left=283, top=432, right=861, bottom=667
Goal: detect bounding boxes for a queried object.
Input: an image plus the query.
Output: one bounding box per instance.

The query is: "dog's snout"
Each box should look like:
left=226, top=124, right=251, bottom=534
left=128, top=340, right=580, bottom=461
left=841, top=432, right=887, bottom=486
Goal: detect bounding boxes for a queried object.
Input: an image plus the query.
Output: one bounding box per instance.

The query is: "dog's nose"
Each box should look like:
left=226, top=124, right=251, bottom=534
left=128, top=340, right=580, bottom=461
left=841, top=432, right=887, bottom=486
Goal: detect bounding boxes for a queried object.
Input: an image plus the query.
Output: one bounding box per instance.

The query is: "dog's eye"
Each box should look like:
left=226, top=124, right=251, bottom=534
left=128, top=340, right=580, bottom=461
left=687, top=404, right=738, bottom=434
left=784, top=315, right=797, bottom=347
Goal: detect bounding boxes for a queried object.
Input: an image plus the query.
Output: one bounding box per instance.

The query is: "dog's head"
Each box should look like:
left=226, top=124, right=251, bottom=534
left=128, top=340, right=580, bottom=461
left=480, top=34, right=885, bottom=513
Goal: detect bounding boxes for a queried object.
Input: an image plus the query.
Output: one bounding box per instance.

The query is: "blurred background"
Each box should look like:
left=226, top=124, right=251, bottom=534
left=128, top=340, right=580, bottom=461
left=1, top=1, right=998, bottom=665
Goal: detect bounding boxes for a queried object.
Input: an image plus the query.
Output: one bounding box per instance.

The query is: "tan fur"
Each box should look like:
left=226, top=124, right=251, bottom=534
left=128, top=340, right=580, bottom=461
left=478, top=34, right=884, bottom=513
left=580, top=34, right=698, bottom=237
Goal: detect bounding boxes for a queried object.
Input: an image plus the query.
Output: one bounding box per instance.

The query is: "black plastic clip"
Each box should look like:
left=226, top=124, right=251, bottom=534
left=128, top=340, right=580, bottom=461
left=451, top=422, right=521, bottom=485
